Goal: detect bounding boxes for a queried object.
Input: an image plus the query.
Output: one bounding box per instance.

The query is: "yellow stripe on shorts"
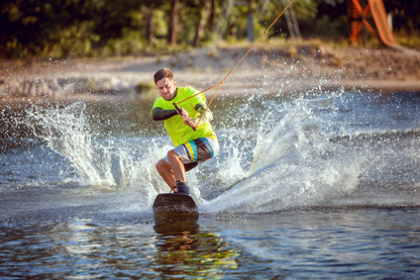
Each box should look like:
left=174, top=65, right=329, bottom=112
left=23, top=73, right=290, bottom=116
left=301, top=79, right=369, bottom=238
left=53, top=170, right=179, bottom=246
left=185, top=141, right=196, bottom=161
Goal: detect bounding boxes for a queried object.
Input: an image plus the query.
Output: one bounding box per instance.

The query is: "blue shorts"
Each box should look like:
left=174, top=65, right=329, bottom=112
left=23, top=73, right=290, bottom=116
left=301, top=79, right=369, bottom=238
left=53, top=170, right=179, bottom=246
left=163, top=137, right=219, bottom=171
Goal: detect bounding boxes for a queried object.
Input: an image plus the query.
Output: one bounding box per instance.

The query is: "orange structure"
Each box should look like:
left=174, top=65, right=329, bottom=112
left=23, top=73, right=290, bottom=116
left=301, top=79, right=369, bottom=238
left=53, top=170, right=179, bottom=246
left=347, top=0, right=399, bottom=47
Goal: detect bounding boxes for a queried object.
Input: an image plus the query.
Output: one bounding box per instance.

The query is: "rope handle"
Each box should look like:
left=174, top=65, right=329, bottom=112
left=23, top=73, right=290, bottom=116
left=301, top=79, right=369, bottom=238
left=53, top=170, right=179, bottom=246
left=173, top=103, right=197, bottom=131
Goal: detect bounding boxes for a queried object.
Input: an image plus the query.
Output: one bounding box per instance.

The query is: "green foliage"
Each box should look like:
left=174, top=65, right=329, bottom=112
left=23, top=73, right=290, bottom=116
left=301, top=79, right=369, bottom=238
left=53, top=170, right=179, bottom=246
left=1, top=0, right=419, bottom=59
left=135, top=81, right=156, bottom=100
left=395, top=31, right=420, bottom=48
left=135, top=81, right=154, bottom=93
left=299, top=0, right=346, bottom=38
left=309, top=14, right=348, bottom=38
left=101, top=29, right=146, bottom=57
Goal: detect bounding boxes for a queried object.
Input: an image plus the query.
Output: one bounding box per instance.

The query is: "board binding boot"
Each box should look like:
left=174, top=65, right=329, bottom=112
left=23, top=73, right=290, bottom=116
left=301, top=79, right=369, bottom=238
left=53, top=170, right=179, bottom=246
left=175, top=181, right=190, bottom=196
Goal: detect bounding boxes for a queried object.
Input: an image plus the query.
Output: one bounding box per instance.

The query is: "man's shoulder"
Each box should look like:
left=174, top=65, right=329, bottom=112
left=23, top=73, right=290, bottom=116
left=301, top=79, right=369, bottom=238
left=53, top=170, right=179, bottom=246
left=152, top=96, right=163, bottom=105
left=178, top=86, right=205, bottom=104
left=178, top=86, right=197, bottom=96
left=152, top=97, right=170, bottom=109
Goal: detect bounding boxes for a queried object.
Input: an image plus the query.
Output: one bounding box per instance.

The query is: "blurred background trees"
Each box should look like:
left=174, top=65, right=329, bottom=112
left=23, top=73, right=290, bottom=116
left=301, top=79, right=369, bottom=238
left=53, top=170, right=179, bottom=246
left=0, top=0, right=418, bottom=59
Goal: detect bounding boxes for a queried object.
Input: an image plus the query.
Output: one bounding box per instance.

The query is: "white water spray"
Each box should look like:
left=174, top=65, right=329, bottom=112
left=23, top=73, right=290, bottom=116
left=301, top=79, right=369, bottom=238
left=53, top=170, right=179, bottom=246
left=26, top=103, right=164, bottom=196
left=201, top=96, right=362, bottom=213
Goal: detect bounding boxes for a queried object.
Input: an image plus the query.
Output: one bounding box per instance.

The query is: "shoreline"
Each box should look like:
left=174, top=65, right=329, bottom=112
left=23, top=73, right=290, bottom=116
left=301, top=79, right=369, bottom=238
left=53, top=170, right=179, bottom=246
left=1, top=77, right=418, bottom=106
left=1, top=45, right=420, bottom=104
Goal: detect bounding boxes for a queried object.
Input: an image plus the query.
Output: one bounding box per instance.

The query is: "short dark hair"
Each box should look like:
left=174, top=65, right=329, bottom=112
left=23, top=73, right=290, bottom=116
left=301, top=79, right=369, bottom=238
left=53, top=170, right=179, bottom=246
left=154, top=68, right=173, bottom=84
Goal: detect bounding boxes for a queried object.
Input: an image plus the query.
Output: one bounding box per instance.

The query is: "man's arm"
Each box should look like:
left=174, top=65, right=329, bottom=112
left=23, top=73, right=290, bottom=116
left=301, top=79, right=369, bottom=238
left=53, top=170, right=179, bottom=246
left=194, top=103, right=213, bottom=123
left=152, top=107, right=178, bottom=121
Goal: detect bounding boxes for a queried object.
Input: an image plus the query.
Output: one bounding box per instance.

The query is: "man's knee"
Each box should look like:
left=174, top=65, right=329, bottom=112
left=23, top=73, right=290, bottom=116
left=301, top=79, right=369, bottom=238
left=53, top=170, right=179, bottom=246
left=156, top=159, right=168, bottom=173
left=167, top=149, right=178, bottom=159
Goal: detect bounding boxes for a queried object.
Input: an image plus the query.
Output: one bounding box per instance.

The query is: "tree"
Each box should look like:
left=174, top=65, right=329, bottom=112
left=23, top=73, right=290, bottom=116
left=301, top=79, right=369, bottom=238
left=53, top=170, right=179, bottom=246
left=168, top=0, right=180, bottom=45
left=193, top=0, right=212, bottom=47
left=145, top=6, right=155, bottom=44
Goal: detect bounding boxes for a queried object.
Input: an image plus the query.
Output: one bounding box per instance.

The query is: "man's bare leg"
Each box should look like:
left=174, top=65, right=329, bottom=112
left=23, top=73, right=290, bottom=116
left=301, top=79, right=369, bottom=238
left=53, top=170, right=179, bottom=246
left=156, top=149, right=186, bottom=190
left=156, top=159, right=176, bottom=190
left=167, top=150, right=186, bottom=182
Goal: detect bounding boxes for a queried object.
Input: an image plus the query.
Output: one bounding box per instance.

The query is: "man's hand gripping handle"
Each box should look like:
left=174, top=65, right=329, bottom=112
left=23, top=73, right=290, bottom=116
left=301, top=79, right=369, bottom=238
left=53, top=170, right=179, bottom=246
left=173, top=103, right=197, bottom=131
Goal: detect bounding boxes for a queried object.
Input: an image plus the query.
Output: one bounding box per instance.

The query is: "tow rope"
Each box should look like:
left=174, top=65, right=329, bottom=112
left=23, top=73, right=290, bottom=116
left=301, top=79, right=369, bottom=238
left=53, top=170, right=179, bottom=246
left=174, top=0, right=297, bottom=130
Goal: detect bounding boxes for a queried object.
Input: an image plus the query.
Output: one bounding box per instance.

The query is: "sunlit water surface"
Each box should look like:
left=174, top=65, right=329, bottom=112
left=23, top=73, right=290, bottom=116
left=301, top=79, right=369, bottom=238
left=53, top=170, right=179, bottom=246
left=1, top=90, right=420, bottom=279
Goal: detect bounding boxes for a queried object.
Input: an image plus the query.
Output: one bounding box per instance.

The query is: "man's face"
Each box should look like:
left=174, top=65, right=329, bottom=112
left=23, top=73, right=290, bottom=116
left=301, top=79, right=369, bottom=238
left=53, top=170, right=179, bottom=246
left=156, top=78, right=177, bottom=100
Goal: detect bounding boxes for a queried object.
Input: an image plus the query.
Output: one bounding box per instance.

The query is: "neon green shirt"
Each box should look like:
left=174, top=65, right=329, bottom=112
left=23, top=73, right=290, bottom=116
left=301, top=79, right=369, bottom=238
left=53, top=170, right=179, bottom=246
left=151, top=86, right=216, bottom=147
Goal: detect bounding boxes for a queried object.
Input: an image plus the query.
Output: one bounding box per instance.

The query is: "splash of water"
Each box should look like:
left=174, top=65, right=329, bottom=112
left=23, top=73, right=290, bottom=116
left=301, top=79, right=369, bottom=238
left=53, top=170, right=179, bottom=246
left=201, top=96, right=362, bottom=213
left=7, top=88, right=419, bottom=215
left=26, top=102, right=113, bottom=187
left=25, top=102, right=167, bottom=201
left=22, top=94, right=363, bottom=213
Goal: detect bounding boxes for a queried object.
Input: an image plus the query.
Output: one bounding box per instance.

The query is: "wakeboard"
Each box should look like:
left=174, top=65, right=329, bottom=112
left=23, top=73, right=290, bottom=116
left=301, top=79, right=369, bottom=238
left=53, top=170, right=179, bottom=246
left=153, top=193, right=199, bottom=225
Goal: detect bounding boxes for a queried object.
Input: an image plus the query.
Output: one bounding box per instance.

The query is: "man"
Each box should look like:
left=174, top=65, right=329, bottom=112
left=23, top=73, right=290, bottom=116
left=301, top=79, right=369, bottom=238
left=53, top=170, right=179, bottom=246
left=151, top=68, right=219, bottom=196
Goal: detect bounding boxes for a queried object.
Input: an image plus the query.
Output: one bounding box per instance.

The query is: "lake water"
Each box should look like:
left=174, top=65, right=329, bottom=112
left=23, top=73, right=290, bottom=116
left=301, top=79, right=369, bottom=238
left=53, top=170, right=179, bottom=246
left=1, top=89, right=420, bottom=279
